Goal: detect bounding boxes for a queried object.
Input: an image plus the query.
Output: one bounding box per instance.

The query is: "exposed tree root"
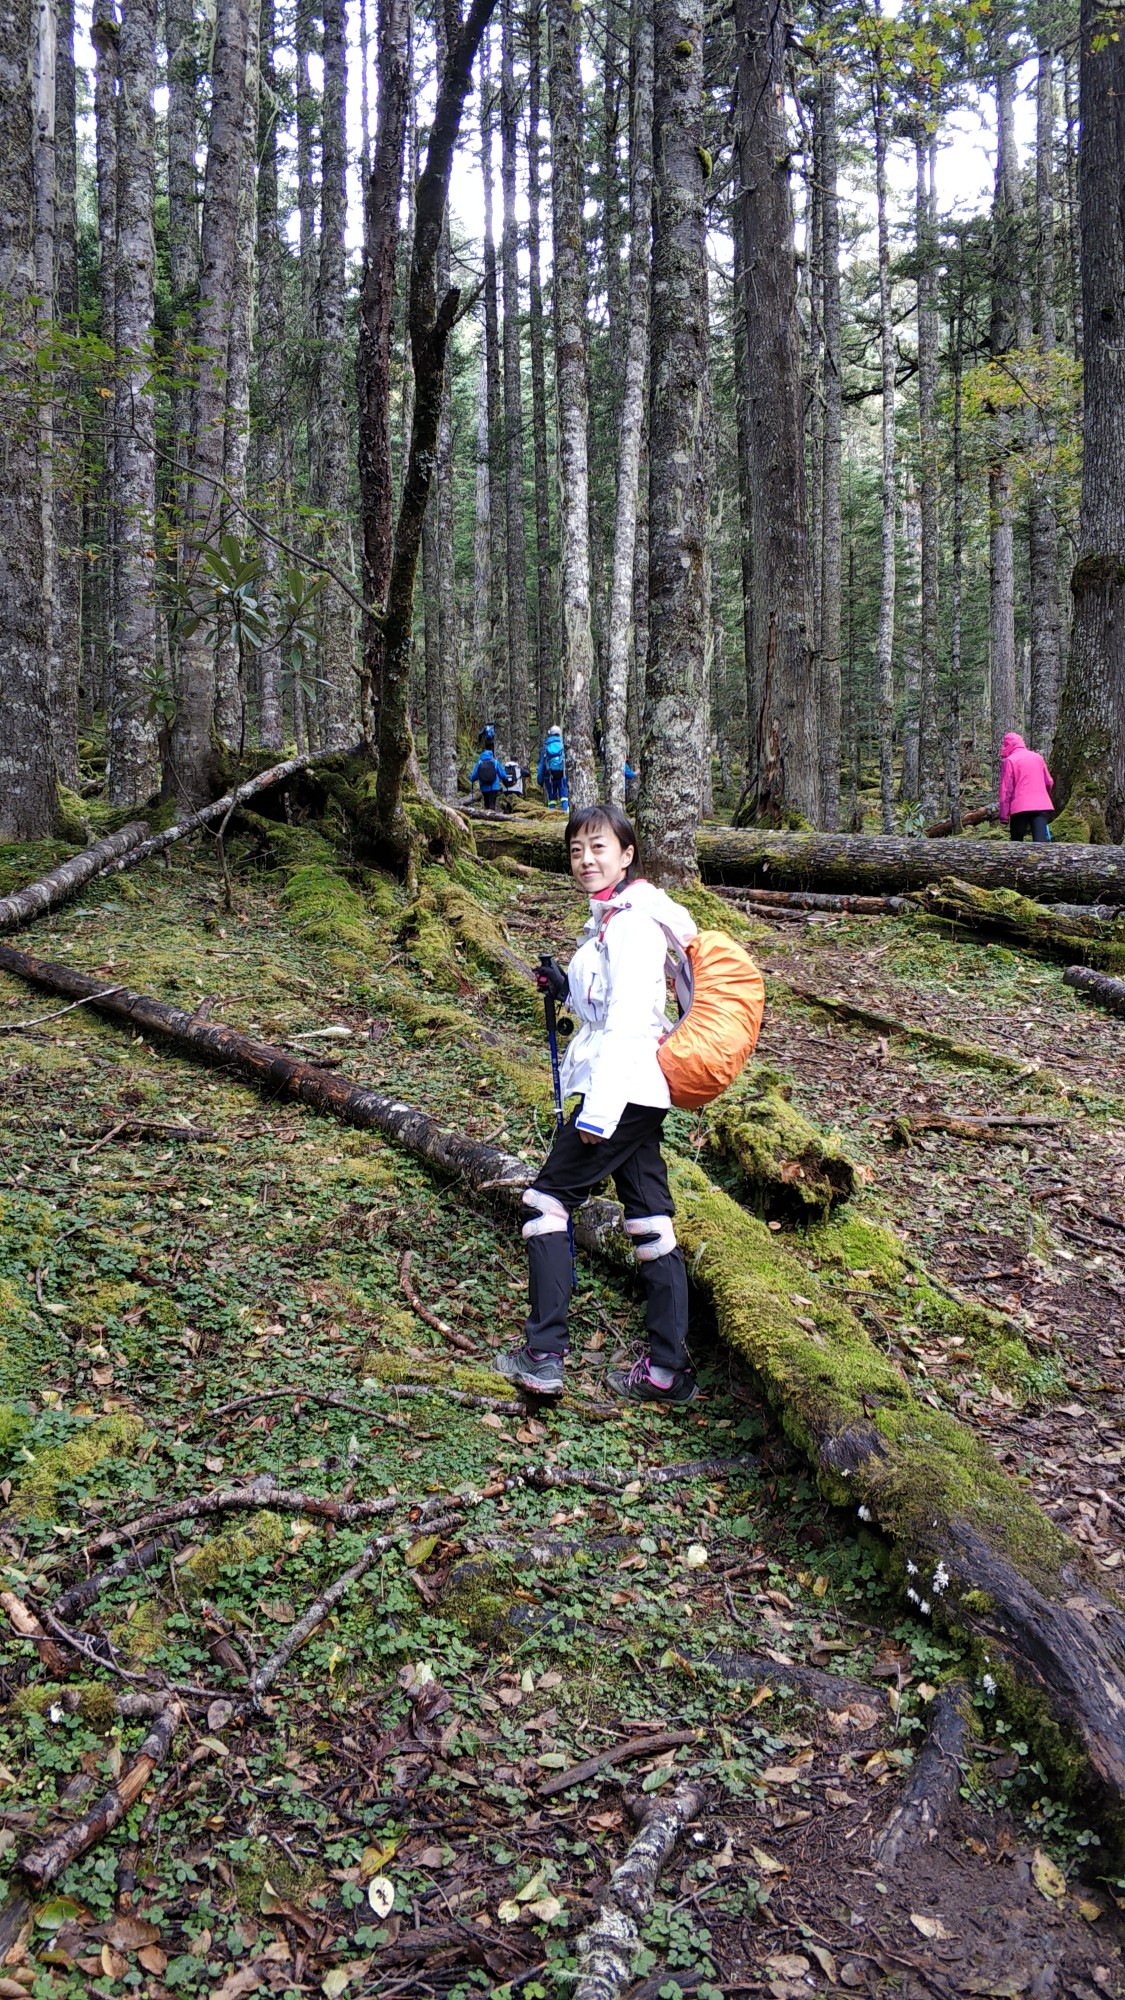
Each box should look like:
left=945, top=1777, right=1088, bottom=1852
left=539, top=1728, right=702, bottom=1797
left=18, top=1700, right=182, bottom=1888
left=0, top=823, right=150, bottom=932
left=399, top=1247, right=478, bottom=1352
left=871, top=1678, right=973, bottom=1869
left=572, top=1778, right=708, bottom=2000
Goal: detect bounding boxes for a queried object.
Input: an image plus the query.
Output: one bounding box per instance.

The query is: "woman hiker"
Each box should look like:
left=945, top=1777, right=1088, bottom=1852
left=998, top=731, right=1054, bottom=842
left=495, top=802, right=699, bottom=1406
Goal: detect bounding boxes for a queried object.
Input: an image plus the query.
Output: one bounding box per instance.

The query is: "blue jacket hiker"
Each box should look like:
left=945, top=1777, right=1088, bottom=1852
left=536, top=727, right=566, bottom=807
left=470, top=746, right=507, bottom=809
left=495, top=801, right=698, bottom=1409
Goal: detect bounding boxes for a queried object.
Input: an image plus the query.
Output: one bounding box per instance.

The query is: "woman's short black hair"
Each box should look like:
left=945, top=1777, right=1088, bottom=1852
left=564, top=802, right=641, bottom=883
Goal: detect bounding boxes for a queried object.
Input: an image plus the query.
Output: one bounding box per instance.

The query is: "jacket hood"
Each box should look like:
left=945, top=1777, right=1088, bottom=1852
left=1001, top=732, right=1026, bottom=756
left=545, top=728, right=562, bottom=741
left=595, top=877, right=697, bottom=948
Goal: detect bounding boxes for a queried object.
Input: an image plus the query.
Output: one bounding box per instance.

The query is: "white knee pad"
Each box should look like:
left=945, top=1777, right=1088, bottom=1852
left=625, top=1214, right=677, bottom=1262
left=522, top=1189, right=570, bottom=1239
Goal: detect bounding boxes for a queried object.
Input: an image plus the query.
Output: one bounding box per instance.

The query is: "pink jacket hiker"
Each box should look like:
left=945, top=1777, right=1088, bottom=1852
left=998, top=732, right=1054, bottom=821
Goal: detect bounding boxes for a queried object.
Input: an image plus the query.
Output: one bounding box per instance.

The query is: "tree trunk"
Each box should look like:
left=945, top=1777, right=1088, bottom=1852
left=372, top=0, right=500, bottom=866
left=819, top=39, right=842, bottom=833
left=52, top=0, right=80, bottom=788
left=916, top=132, right=940, bottom=820
left=0, top=0, right=52, bottom=837
left=169, top=0, right=251, bottom=807
left=253, top=0, right=287, bottom=753
left=422, top=28, right=454, bottom=806
left=92, top=0, right=118, bottom=716
left=469, top=815, right=1125, bottom=903
left=1057, top=0, right=1125, bottom=835
left=165, top=0, right=198, bottom=550
left=356, top=0, right=410, bottom=742
left=295, top=0, right=318, bottom=459
left=735, top=0, right=817, bottom=826
left=873, top=50, right=896, bottom=834
left=638, top=0, right=707, bottom=887
left=313, top=0, right=357, bottom=748
left=526, top=0, right=554, bottom=740
left=33, top=0, right=57, bottom=808
left=469, top=327, right=492, bottom=729
left=603, top=0, right=652, bottom=812
left=547, top=0, right=597, bottom=803
left=108, top=0, right=161, bottom=806
left=1028, top=39, right=1061, bottom=758
left=500, top=0, right=529, bottom=767
left=989, top=54, right=1022, bottom=771
left=212, top=0, right=260, bottom=753
left=480, top=26, right=507, bottom=746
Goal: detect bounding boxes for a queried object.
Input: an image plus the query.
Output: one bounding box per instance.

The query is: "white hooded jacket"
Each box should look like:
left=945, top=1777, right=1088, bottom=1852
left=559, top=878, right=697, bottom=1140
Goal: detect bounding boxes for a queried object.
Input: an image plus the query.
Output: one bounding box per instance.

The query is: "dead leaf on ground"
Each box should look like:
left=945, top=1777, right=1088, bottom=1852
left=1031, top=1847, right=1066, bottom=1901
left=910, top=1912, right=950, bottom=1940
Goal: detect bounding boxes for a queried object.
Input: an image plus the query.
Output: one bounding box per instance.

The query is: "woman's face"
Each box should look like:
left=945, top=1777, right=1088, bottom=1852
left=569, top=823, right=635, bottom=895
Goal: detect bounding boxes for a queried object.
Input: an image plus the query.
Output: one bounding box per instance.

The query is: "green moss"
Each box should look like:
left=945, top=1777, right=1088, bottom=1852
left=281, top=860, right=382, bottom=962
left=13, top=1412, right=145, bottom=1518
left=916, top=877, right=1125, bottom=975
left=15, top=1682, right=119, bottom=1728
left=111, top=1598, right=167, bottom=1661
left=176, top=1510, right=286, bottom=1600
left=363, top=1351, right=509, bottom=1399
left=63, top=1280, right=145, bottom=1334
left=706, top=1067, right=856, bottom=1219
left=438, top=1555, right=527, bottom=1645
left=0, top=1402, right=29, bottom=1473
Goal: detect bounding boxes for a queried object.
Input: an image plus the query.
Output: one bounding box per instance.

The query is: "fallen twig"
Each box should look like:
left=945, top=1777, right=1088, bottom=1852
left=1, top=1590, right=72, bottom=1677
left=399, top=1248, right=478, bottom=1354
left=516, top=1457, right=757, bottom=1498
left=18, top=1700, right=182, bottom=1888
left=53, top=1532, right=178, bottom=1624
left=363, top=1379, right=527, bottom=1416
left=205, top=1385, right=405, bottom=1425
left=250, top=1509, right=462, bottom=1702
left=701, top=1647, right=888, bottom=1716
left=82, top=1473, right=403, bottom=1558
left=871, top=1678, right=971, bottom=1869
left=539, top=1728, right=701, bottom=1797
left=0, top=985, right=125, bottom=1033
left=572, top=1778, right=708, bottom=2000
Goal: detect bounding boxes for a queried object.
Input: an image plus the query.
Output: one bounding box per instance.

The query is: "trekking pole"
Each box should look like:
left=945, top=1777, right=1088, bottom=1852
left=539, top=954, right=578, bottom=1289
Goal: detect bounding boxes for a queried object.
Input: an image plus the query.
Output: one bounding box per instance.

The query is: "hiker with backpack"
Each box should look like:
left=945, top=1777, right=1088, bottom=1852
left=470, top=742, right=506, bottom=812
left=537, top=727, right=567, bottom=808
left=495, top=802, right=764, bottom=1406
left=997, top=732, right=1054, bottom=842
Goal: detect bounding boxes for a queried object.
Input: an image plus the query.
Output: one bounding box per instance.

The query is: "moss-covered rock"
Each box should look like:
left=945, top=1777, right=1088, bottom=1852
left=706, top=1068, right=856, bottom=1219
left=12, top=1411, right=145, bottom=1518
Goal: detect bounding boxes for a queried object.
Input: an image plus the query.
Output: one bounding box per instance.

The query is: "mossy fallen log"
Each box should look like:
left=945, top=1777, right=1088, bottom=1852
left=1064, top=965, right=1125, bottom=1018
left=704, top=1068, right=856, bottom=1219
left=916, top=878, right=1125, bottom=972
left=1, top=945, right=1123, bottom=1826
left=0, top=823, right=150, bottom=932
left=468, top=816, right=1125, bottom=906
left=669, top=1156, right=1125, bottom=1826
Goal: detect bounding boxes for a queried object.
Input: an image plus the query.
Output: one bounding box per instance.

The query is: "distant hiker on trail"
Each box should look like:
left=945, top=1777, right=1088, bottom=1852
left=998, top=732, right=1054, bottom=843
left=495, top=801, right=699, bottom=1407
left=470, top=743, right=506, bottom=812
left=537, top=727, right=566, bottom=808
left=624, top=760, right=638, bottom=805
left=479, top=722, right=496, bottom=751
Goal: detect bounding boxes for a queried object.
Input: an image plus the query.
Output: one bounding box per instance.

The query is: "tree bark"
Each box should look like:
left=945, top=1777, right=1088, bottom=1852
left=603, top=0, right=652, bottom=811
left=470, top=324, right=492, bottom=729
left=169, top=0, right=251, bottom=806
left=468, top=815, right=1125, bottom=903
left=873, top=44, right=896, bottom=834
left=547, top=0, right=598, bottom=803
left=948, top=252, right=966, bottom=829
left=92, top=0, right=118, bottom=712
left=916, top=132, right=940, bottom=820
left=356, top=0, right=410, bottom=740
left=253, top=0, right=287, bottom=753
left=989, top=53, right=1023, bottom=770
left=1029, top=37, right=1060, bottom=756
left=1064, top=965, right=1125, bottom=1017
left=0, top=0, right=52, bottom=838
left=52, top=0, right=80, bottom=788
left=212, top=0, right=260, bottom=753
left=165, top=0, right=198, bottom=553
left=500, top=0, right=529, bottom=767
left=819, top=37, right=842, bottom=832
left=33, top=0, right=57, bottom=805
left=480, top=26, right=508, bottom=746
left=313, top=0, right=357, bottom=748
left=638, top=0, right=706, bottom=888
left=0, top=822, right=149, bottom=931
left=526, top=0, right=554, bottom=740
left=1054, top=0, right=1125, bottom=834
left=372, top=0, right=501, bottom=866
left=295, top=0, right=318, bottom=458
left=735, top=0, right=817, bottom=826
left=108, top=0, right=162, bottom=807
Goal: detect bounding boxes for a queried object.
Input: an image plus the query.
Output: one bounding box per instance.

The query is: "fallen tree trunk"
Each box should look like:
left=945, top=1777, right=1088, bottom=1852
left=916, top=879, right=1125, bottom=972
left=572, top=1778, right=708, bottom=2000
left=468, top=816, right=1125, bottom=905
left=871, top=1679, right=972, bottom=1868
left=0, top=822, right=150, bottom=931
left=1064, top=965, right=1125, bottom=1017
left=18, top=1701, right=182, bottom=1888
left=104, top=746, right=364, bottom=879
left=924, top=806, right=998, bottom=837
left=3, top=947, right=1125, bottom=1827
left=704, top=1069, right=857, bottom=1219
left=713, top=885, right=910, bottom=915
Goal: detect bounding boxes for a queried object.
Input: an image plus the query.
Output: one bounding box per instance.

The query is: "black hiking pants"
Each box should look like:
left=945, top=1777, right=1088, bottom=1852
left=1009, top=811, right=1051, bottom=842
left=523, top=1103, right=690, bottom=1372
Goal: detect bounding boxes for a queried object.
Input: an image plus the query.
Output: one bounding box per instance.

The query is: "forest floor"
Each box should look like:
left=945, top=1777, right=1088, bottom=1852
left=1, top=820, right=1124, bottom=2000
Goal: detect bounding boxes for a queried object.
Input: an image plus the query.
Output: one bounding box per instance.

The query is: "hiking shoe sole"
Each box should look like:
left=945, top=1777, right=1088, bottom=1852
left=606, top=1367, right=699, bottom=1407
left=494, top=1348, right=565, bottom=1396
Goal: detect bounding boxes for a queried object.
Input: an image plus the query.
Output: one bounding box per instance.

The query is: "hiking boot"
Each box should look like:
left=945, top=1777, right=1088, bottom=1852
left=494, top=1346, right=565, bottom=1396
left=606, top=1358, right=699, bottom=1406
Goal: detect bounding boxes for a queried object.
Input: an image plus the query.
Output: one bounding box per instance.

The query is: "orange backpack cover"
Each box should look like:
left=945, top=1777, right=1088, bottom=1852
left=656, top=929, right=765, bottom=1110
